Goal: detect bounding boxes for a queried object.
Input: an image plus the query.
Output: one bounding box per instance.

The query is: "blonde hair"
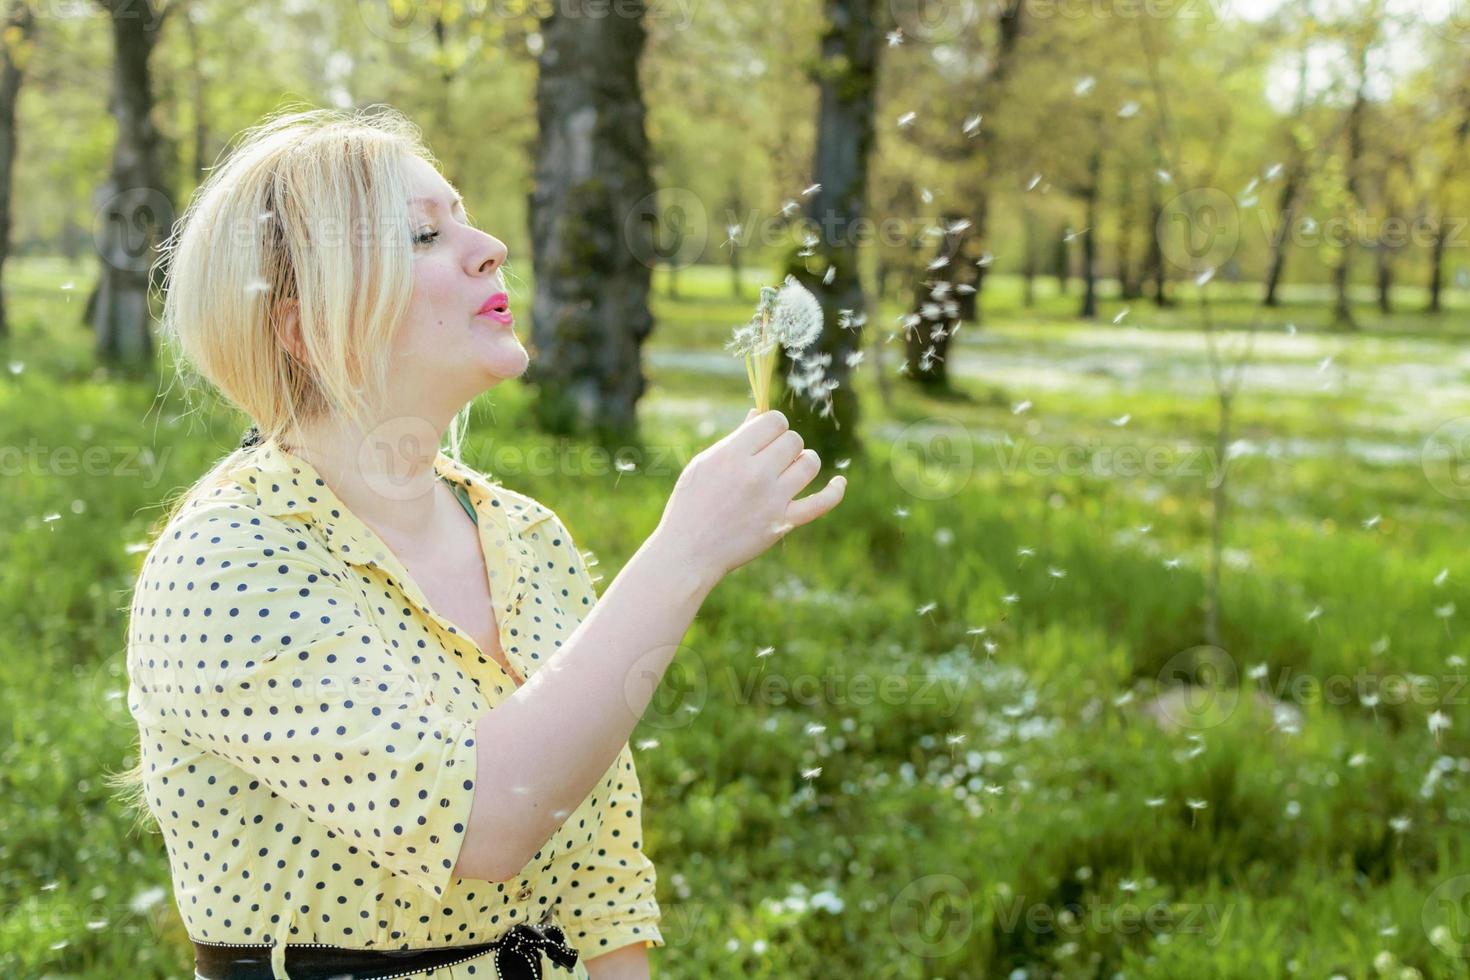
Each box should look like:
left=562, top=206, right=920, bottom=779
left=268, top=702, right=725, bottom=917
left=107, top=102, right=474, bottom=830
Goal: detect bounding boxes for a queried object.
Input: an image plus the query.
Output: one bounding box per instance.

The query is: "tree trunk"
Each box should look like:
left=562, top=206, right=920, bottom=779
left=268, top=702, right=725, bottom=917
left=1116, top=166, right=1138, bottom=301
left=1079, top=147, right=1101, bottom=320
left=93, top=0, right=172, bottom=367
left=904, top=212, right=968, bottom=390
left=773, top=0, right=881, bottom=465
left=1375, top=236, right=1392, bottom=315
left=1427, top=220, right=1445, bottom=314
left=1021, top=204, right=1037, bottom=308
left=526, top=0, right=655, bottom=441
left=1262, top=164, right=1300, bottom=307
left=1054, top=225, right=1070, bottom=295
left=0, top=1, right=33, bottom=340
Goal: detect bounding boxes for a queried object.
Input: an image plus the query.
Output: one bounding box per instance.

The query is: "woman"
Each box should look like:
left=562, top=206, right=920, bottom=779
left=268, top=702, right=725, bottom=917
left=119, top=105, right=846, bottom=980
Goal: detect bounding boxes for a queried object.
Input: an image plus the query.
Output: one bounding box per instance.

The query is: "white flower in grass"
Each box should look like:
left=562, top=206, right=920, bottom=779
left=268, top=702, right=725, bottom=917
left=1389, top=815, right=1411, bottom=834
left=1429, top=710, right=1452, bottom=742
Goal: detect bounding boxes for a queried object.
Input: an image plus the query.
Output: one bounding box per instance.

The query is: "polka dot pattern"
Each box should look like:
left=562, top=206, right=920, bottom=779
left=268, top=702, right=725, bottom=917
left=126, top=439, right=663, bottom=976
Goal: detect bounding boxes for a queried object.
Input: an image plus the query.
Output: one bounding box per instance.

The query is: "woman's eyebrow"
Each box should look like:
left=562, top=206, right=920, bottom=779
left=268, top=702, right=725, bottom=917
left=410, top=192, right=465, bottom=211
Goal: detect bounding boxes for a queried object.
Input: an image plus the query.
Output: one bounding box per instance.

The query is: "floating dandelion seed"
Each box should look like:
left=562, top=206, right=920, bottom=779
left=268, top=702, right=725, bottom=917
left=1195, top=267, right=1216, bottom=287
left=1435, top=568, right=1449, bottom=586
left=920, top=187, right=934, bottom=204
left=1285, top=322, right=1297, bottom=336
left=722, top=223, right=742, bottom=250
left=822, top=265, right=836, bottom=285
left=1048, top=567, right=1067, bottom=579
left=636, top=738, right=660, bottom=750
left=755, top=646, right=775, bottom=659
left=1145, top=796, right=1166, bottom=808
left=1118, top=100, right=1140, bottom=118
left=1017, top=546, right=1035, bottom=561
left=1137, top=524, right=1152, bottom=534
left=1026, top=173, right=1043, bottom=191
left=805, top=722, right=827, bottom=736
left=1062, top=227, right=1087, bottom=242
left=1001, top=593, right=1020, bottom=605
left=1073, top=75, right=1096, bottom=96
left=927, top=255, right=951, bottom=271
left=1111, top=414, right=1131, bottom=427
left=916, top=601, right=938, bottom=620
left=1428, top=710, right=1452, bottom=745
left=1156, top=169, right=1173, bottom=183
left=886, top=27, right=903, bottom=46
left=1348, top=752, right=1368, bottom=767
left=1012, top=399, right=1032, bottom=415
left=1112, top=306, right=1130, bottom=325
left=1389, top=815, right=1411, bottom=834
left=962, top=114, right=982, bottom=137
left=1317, top=355, right=1333, bottom=372
left=801, top=183, right=823, bottom=197
left=613, top=457, right=637, bottom=488
left=975, top=252, right=994, bottom=267
left=8, top=361, right=23, bottom=375
left=1305, top=605, right=1323, bottom=624
left=1186, top=798, right=1208, bottom=826
left=1362, top=514, right=1381, bottom=529
left=1265, top=163, right=1284, bottom=180
left=835, top=458, right=851, bottom=470
left=801, top=766, right=823, bottom=780
left=1247, top=663, right=1268, bottom=681
left=1435, top=602, right=1455, bottom=620
left=893, top=505, right=909, bottom=519
left=1163, top=558, right=1182, bottom=570
left=897, top=111, right=917, bottom=128
left=780, top=199, right=800, bottom=217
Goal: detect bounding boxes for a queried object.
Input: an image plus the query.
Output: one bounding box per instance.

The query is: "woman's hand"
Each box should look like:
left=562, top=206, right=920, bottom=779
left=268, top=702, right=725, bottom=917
left=653, top=408, right=847, bottom=584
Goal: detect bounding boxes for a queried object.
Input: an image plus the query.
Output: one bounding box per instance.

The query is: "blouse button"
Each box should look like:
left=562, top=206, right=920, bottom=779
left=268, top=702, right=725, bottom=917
left=517, top=883, right=533, bottom=901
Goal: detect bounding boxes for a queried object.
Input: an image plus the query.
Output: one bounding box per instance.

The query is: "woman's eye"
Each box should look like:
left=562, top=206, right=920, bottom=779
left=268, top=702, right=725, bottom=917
left=414, top=228, right=440, bottom=247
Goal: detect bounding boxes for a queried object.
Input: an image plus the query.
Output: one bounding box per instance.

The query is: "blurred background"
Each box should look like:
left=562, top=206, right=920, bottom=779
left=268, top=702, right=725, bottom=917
left=5, top=0, right=1470, bottom=976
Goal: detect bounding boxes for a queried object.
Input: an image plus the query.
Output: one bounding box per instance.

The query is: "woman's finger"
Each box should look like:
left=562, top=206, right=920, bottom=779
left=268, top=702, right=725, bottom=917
left=784, top=475, right=847, bottom=528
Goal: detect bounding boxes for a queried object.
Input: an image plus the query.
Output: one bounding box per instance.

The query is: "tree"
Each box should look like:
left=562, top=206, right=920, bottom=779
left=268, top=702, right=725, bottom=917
left=525, top=0, right=656, bottom=440
left=92, top=0, right=174, bottom=367
left=0, top=0, right=34, bottom=340
left=774, top=0, right=884, bottom=465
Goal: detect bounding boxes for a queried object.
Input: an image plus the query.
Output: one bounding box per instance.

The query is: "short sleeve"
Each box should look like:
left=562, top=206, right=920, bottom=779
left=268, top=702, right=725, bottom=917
left=553, top=742, right=664, bottom=957
left=125, top=506, right=479, bottom=902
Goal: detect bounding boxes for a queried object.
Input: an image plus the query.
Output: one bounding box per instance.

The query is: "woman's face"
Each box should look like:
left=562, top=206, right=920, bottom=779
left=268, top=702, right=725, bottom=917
left=393, top=153, right=525, bottom=424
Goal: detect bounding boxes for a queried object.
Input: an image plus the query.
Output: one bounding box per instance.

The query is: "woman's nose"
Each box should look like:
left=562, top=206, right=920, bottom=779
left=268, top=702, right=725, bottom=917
left=475, top=235, right=508, bottom=276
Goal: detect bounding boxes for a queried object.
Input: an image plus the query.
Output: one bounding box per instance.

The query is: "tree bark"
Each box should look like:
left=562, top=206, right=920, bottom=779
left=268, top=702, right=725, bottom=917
left=904, top=212, right=968, bottom=390
left=1079, top=146, right=1101, bottom=320
left=773, top=0, right=882, bottom=464
left=1262, top=164, right=1300, bottom=307
left=526, top=0, right=655, bottom=441
left=0, top=1, right=34, bottom=340
left=92, top=0, right=172, bottom=367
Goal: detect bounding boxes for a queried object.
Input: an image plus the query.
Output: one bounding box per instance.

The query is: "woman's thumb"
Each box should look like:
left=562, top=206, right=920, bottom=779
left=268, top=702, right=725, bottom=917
left=745, top=407, right=757, bottom=421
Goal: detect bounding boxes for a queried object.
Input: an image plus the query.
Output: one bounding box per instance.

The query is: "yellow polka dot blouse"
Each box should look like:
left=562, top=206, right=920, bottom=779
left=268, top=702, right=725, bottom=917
left=125, top=438, right=664, bottom=979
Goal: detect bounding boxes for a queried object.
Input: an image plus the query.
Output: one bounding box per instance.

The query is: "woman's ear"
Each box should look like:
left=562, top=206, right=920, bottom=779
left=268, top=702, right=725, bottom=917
left=272, top=298, right=306, bottom=363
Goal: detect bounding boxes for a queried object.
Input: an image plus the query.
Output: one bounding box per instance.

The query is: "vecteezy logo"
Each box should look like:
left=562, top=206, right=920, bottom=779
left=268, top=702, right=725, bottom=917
left=623, top=188, right=708, bottom=270
left=890, top=874, right=972, bottom=958
left=890, top=417, right=975, bottom=501
left=93, top=187, right=174, bottom=274
left=1423, top=418, right=1470, bottom=500
left=1156, top=188, right=1240, bottom=275
left=1152, top=645, right=1240, bottom=731
left=1424, top=875, right=1470, bottom=958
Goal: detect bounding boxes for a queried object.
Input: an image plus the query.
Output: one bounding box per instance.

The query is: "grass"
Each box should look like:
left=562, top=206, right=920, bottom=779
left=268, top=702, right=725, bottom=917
left=3, top=258, right=1470, bottom=977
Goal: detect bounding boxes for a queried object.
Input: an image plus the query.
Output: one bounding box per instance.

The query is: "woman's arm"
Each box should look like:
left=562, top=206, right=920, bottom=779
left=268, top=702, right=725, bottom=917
left=584, top=942, right=651, bottom=980
left=451, top=525, right=715, bottom=882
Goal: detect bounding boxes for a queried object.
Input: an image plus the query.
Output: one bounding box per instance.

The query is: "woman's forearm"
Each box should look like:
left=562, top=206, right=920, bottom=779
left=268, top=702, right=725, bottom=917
left=584, top=942, right=652, bottom=980
left=453, top=527, right=716, bottom=882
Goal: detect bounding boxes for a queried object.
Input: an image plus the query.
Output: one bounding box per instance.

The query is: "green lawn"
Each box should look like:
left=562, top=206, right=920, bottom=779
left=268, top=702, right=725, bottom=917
left=4, top=258, right=1470, bottom=978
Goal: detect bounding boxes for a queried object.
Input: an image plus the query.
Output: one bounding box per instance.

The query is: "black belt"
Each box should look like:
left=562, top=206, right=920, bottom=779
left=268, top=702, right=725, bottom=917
left=193, top=920, right=580, bottom=980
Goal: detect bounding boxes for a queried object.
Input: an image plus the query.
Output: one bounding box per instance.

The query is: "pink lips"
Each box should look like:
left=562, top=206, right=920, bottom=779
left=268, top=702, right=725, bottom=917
left=476, top=291, right=513, bottom=325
